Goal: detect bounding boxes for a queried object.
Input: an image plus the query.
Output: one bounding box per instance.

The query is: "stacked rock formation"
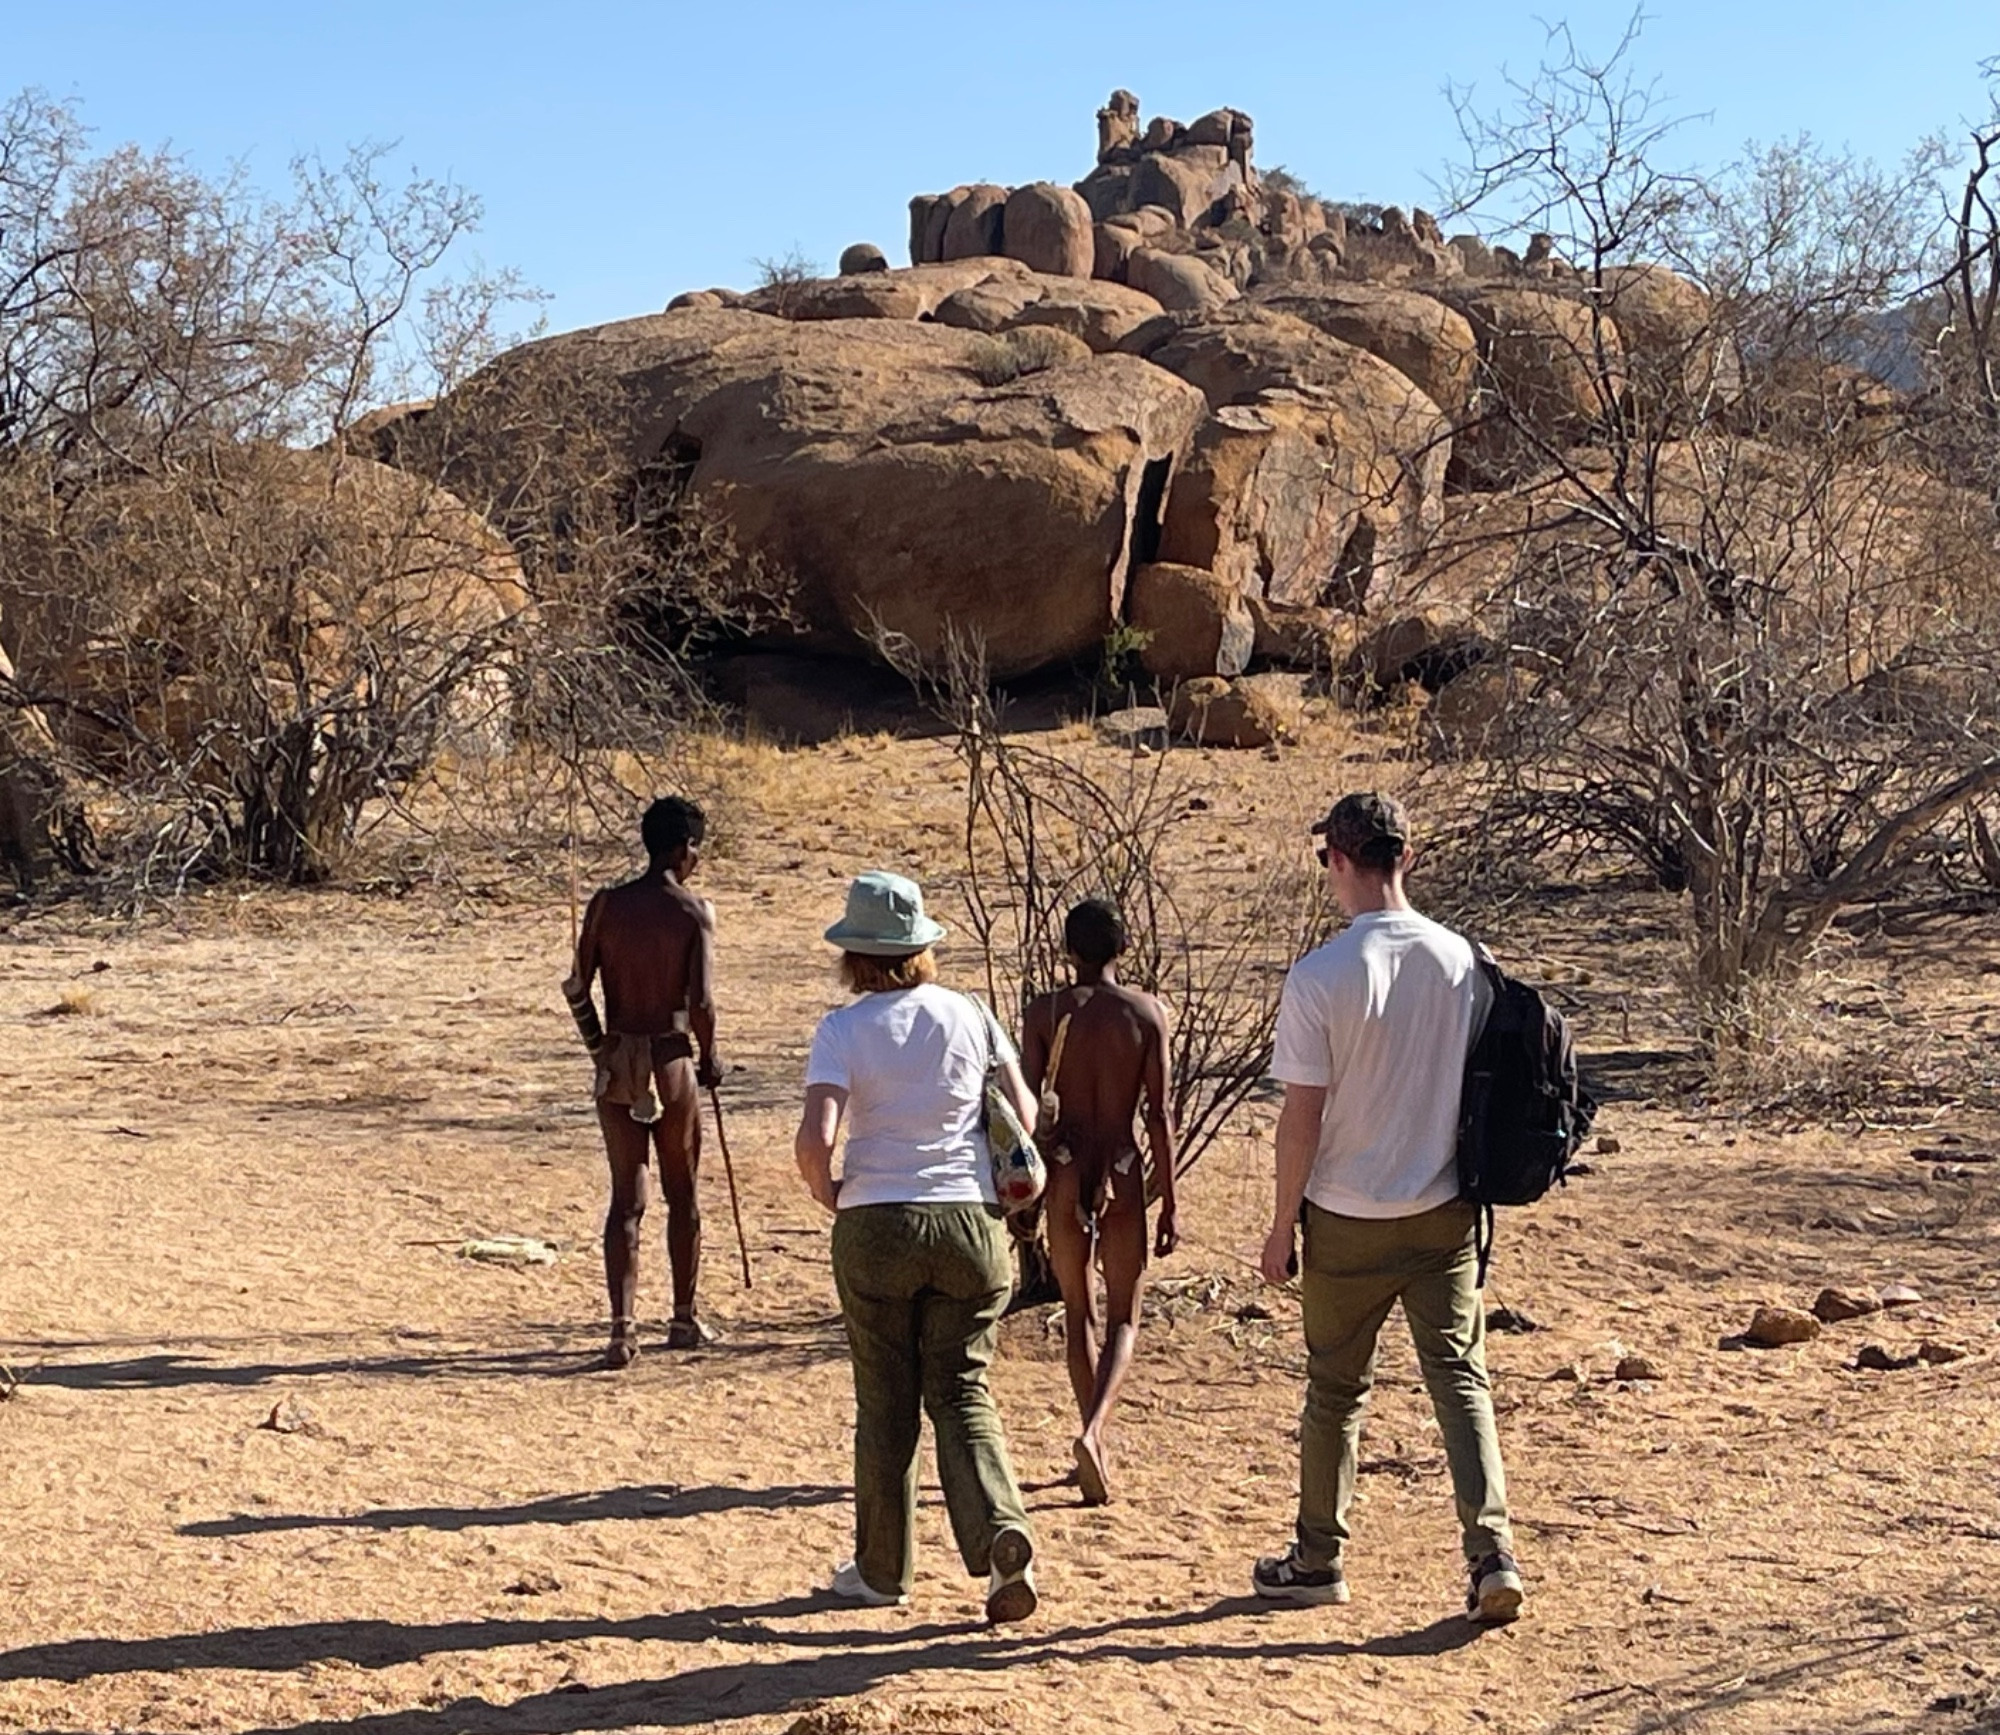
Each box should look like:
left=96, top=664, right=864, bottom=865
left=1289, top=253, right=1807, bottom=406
left=413, top=91, right=1730, bottom=737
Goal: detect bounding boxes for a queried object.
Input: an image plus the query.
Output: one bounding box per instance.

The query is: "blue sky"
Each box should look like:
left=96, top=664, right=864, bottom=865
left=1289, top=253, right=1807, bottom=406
left=11, top=1, right=1996, bottom=337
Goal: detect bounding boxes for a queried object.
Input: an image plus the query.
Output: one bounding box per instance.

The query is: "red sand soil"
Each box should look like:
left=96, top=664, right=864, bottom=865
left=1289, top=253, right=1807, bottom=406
left=3, top=730, right=1997, bottom=1735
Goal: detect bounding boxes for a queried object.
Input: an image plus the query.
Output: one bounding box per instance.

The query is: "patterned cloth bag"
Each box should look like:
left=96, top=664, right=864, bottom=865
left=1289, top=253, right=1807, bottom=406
left=967, top=995, right=1047, bottom=1214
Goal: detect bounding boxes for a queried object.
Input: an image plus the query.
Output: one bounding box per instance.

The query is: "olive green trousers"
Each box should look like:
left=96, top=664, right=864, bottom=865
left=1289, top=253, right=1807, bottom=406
left=1295, top=1198, right=1514, bottom=1569
left=830, top=1202, right=1033, bottom=1597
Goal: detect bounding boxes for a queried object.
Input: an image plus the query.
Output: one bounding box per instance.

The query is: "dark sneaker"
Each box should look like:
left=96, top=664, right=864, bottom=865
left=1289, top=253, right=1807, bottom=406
left=985, top=1526, right=1037, bottom=1623
left=1467, top=1552, right=1524, bottom=1624
left=1252, top=1545, right=1350, bottom=1606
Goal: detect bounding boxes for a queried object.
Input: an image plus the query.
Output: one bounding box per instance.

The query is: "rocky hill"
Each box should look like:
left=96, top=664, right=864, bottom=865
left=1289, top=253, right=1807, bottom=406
left=381, top=91, right=1727, bottom=740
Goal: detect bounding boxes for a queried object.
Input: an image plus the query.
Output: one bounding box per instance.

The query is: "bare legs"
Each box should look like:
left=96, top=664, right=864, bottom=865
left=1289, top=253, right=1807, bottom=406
left=1045, top=1156, right=1149, bottom=1503
left=596, top=1056, right=701, bottom=1365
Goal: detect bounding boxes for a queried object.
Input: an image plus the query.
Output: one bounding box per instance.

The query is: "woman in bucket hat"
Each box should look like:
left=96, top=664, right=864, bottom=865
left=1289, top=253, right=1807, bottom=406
left=793, top=871, right=1041, bottom=1623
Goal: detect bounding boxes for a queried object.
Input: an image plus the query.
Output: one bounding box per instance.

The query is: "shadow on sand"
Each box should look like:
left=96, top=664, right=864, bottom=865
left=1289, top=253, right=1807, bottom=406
left=0, top=1595, right=1488, bottom=1727
left=177, top=1481, right=847, bottom=1539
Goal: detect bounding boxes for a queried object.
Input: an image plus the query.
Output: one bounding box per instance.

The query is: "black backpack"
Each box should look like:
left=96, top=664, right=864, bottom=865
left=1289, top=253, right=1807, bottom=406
left=1456, top=950, right=1597, bottom=1282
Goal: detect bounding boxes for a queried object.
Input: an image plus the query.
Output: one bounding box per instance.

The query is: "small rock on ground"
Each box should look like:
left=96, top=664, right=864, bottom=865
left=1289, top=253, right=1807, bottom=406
left=1744, top=1305, right=1822, bottom=1348
left=1812, top=1286, right=1882, bottom=1323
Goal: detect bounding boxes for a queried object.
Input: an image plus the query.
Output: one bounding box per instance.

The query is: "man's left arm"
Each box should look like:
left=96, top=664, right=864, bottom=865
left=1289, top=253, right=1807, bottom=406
left=689, top=897, right=719, bottom=1089
left=1142, top=995, right=1179, bottom=1256
left=1262, top=1084, right=1326, bottom=1283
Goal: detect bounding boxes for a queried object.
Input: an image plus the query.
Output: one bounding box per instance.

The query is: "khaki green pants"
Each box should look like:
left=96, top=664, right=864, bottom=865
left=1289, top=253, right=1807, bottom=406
left=830, top=1202, right=1032, bottom=1597
left=1295, top=1198, right=1513, bottom=1569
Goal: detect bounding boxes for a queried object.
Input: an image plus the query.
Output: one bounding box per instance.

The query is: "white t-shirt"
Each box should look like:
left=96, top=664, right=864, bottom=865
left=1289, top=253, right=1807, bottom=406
left=1271, top=909, right=1477, bottom=1220
left=804, top=983, right=1017, bottom=1210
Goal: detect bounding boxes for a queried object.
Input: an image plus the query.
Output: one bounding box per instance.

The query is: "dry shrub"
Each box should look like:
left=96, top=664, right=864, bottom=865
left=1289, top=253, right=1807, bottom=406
left=963, top=326, right=1093, bottom=387
left=0, top=90, right=793, bottom=897
left=876, top=623, right=1329, bottom=1176
left=1424, top=30, right=2000, bottom=1053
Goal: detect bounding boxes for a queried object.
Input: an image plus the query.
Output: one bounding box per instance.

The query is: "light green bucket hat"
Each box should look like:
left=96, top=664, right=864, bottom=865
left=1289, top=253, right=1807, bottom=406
left=824, top=870, right=947, bottom=956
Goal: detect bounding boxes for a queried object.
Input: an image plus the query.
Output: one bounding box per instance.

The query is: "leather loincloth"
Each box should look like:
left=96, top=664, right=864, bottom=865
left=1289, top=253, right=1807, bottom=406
left=594, top=1030, right=694, bottom=1125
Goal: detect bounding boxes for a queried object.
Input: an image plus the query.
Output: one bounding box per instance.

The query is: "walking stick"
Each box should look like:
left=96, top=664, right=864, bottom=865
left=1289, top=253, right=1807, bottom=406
left=566, top=779, right=581, bottom=954
left=707, top=1085, right=753, bottom=1289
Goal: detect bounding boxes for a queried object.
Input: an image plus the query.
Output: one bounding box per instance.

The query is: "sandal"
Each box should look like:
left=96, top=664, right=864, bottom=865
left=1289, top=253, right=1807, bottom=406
left=604, top=1318, right=639, bottom=1370
left=666, top=1315, right=717, bottom=1350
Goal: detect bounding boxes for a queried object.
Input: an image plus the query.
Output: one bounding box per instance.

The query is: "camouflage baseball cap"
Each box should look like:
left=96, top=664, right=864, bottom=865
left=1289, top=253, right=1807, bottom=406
left=1311, top=791, right=1410, bottom=858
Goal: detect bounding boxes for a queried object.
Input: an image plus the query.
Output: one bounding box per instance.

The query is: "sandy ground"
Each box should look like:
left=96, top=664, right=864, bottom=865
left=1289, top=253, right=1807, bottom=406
left=3, top=728, right=1999, bottom=1735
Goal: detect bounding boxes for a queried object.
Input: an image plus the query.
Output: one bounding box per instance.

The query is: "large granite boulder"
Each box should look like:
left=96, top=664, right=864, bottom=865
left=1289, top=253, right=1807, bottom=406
left=1127, top=562, right=1254, bottom=679
left=1128, top=153, right=1237, bottom=227
left=838, top=242, right=890, bottom=275
left=930, top=276, right=1163, bottom=350
left=1003, top=183, right=1095, bottom=279
left=1128, top=247, right=1239, bottom=314
left=933, top=277, right=1047, bottom=333
left=1093, top=221, right=1145, bottom=283
left=941, top=185, right=1010, bottom=261
left=1144, top=309, right=1451, bottom=612
left=1587, top=265, right=1734, bottom=413
left=1254, top=285, right=1479, bottom=417
left=1005, top=278, right=1165, bottom=352
left=423, top=309, right=1206, bottom=678
left=1429, top=285, right=1625, bottom=474
left=742, top=258, right=1032, bottom=323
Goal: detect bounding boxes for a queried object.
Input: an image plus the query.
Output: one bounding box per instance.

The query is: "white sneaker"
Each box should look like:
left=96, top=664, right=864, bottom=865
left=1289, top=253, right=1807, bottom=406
left=829, top=1560, right=907, bottom=1607
left=985, top=1526, right=1038, bottom=1623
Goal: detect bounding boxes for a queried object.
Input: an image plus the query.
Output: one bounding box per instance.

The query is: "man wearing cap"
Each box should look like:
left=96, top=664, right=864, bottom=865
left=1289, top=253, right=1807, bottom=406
left=1251, top=793, right=1524, bottom=1625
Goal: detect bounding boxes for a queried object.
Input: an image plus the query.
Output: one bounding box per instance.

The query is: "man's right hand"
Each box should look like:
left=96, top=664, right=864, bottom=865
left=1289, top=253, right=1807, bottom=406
left=696, top=1052, right=722, bottom=1091
left=1259, top=1222, right=1298, bottom=1286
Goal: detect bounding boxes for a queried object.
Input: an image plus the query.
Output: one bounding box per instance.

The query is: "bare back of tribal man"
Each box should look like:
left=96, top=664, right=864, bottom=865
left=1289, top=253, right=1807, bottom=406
left=570, top=796, right=720, bottom=1367
left=1022, top=899, right=1178, bottom=1507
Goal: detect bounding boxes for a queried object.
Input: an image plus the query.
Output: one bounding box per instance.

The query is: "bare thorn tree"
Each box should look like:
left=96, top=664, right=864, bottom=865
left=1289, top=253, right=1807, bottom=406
left=0, top=89, right=783, bottom=897
left=1418, top=24, right=2000, bottom=1050
left=874, top=620, right=1329, bottom=1176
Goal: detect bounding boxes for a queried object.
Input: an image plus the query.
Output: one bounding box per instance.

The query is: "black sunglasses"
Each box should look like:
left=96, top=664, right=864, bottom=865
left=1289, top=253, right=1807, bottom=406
left=1314, top=843, right=1330, bottom=867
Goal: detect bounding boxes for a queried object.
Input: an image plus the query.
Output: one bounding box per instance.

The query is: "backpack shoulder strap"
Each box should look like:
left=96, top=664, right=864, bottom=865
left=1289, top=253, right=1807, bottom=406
left=1465, top=943, right=1503, bottom=1053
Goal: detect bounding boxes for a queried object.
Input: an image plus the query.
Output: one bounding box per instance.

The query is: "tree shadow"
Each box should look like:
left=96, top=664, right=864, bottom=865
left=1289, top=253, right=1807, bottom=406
left=1582, top=1046, right=1703, bottom=1104
left=178, top=1482, right=848, bottom=1539
left=14, top=1344, right=584, bottom=1390
left=10, top=1320, right=847, bottom=1392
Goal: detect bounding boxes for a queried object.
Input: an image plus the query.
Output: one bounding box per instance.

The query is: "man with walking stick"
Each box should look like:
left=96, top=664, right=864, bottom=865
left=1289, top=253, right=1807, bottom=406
left=564, top=796, right=729, bottom=1366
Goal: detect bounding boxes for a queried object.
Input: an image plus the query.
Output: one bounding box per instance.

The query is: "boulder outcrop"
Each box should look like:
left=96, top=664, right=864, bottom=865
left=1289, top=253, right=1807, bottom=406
left=1253, top=286, right=1478, bottom=418
left=1002, top=183, right=1095, bottom=279
left=1142, top=309, right=1450, bottom=609
left=423, top=309, right=1206, bottom=677
left=1127, top=248, right=1239, bottom=315
left=940, top=185, right=1010, bottom=261
left=1429, top=285, right=1625, bottom=476
left=1127, top=562, right=1254, bottom=679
